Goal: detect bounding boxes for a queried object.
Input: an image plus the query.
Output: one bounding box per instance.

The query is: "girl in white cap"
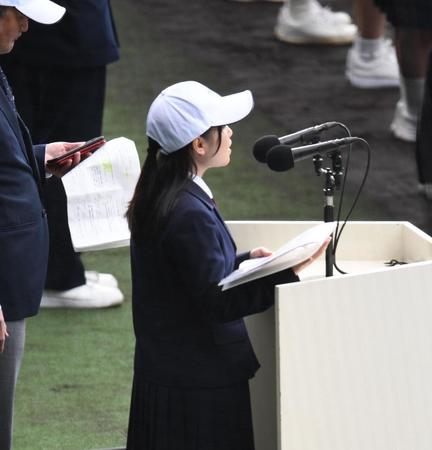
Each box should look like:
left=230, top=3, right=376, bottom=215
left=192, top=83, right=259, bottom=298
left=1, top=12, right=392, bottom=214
left=126, top=81, right=327, bottom=450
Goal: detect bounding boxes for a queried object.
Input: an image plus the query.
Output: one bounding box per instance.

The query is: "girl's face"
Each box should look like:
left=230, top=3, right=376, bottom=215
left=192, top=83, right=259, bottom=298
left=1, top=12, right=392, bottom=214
left=194, top=125, right=233, bottom=176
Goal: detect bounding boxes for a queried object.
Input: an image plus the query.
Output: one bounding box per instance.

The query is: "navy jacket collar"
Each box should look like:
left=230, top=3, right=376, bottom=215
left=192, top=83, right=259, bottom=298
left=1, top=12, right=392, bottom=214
left=183, top=179, right=237, bottom=251
left=184, top=179, right=215, bottom=211
left=0, top=83, right=21, bottom=139
left=0, top=84, right=43, bottom=191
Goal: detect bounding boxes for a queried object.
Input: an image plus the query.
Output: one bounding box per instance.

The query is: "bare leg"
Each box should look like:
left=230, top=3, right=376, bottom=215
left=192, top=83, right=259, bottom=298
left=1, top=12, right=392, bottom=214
left=395, top=29, right=432, bottom=78
left=391, top=29, right=432, bottom=142
left=354, top=0, right=386, bottom=39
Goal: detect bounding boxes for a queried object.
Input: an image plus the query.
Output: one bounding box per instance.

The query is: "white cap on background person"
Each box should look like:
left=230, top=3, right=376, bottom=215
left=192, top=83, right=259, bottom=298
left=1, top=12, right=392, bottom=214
left=0, top=0, right=65, bottom=24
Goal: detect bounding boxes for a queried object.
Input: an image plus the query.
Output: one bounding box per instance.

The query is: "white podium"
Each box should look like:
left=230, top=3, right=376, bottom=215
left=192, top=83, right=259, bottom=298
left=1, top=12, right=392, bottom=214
left=227, top=221, right=432, bottom=450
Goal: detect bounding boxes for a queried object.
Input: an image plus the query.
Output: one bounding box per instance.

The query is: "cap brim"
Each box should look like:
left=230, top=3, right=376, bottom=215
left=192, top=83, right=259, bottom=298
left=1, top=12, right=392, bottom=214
left=17, top=0, right=65, bottom=24
left=213, top=90, right=254, bottom=126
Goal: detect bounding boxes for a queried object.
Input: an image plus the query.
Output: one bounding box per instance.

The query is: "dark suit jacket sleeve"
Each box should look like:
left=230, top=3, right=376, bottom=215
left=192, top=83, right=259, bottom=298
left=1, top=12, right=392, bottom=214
left=164, top=207, right=299, bottom=323
left=33, top=144, right=46, bottom=179
left=201, top=268, right=299, bottom=323
left=235, top=251, right=250, bottom=268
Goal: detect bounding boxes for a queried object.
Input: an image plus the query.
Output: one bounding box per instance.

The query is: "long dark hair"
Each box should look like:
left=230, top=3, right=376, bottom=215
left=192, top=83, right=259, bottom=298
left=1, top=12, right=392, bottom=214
left=127, top=126, right=223, bottom=240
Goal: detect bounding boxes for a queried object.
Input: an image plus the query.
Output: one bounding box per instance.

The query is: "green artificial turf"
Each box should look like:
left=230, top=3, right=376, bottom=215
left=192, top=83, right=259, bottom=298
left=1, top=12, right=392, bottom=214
left=12, top=1, right=386, bottom=449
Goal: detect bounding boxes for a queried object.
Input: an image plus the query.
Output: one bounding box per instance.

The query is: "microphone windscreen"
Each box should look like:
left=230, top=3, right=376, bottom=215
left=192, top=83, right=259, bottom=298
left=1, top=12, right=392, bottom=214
left=267, top=145, right=295, bottom=172
left=253, top=135, right=280, bottom=163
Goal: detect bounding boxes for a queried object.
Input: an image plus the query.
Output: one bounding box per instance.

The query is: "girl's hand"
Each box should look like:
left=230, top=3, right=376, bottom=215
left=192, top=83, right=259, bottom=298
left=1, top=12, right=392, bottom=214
left=250, top=247, right=272, bottom=259
left=292, top=237, right=331, bottom=276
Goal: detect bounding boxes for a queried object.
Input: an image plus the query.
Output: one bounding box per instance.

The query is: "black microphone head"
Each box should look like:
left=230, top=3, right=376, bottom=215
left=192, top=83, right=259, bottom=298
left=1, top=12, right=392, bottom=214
left=253, top=135, right=280, bottom=163
left=267, top=145, right=295, bottom=172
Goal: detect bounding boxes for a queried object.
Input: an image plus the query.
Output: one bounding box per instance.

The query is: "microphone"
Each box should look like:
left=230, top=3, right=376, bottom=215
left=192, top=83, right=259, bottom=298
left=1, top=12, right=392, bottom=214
left=253, top=121, right=339, bottom=163
left=267, top=137, right=358, bottom=172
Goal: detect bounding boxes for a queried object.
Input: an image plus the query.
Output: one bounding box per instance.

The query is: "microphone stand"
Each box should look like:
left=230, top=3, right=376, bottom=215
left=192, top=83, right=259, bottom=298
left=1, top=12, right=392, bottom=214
left=313, top=151, right=343, bottom=277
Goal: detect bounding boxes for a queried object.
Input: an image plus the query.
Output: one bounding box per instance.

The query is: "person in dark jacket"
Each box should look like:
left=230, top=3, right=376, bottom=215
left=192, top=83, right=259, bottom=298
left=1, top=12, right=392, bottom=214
left=0, top=2, right=85, bottom=449
left=125, top=81, right=329, bottom=450
left=1, top=0, right=124, bottom=308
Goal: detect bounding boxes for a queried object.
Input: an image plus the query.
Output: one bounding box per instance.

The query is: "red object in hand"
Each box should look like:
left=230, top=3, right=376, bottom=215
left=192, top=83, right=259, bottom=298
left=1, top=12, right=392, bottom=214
left=46, top=136, right=106, bottom=166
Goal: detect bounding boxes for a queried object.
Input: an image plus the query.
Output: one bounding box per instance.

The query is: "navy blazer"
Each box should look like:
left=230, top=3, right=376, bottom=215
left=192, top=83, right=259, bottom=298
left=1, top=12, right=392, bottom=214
left=3, top=0, right=119, bottom=67
left=131, top=180, right=298, bottom=388
left=0, top=71, right=49, bottom=322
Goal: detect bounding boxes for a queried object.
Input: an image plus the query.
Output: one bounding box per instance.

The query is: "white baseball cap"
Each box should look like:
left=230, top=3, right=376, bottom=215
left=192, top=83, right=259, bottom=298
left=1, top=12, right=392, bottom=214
left=147, top=81, right=254, bottom=155
left=0, top=0, right=65, bottom=24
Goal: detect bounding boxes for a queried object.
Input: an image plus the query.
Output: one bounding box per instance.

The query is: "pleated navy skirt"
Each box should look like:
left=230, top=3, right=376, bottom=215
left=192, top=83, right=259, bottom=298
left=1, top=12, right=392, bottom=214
left=127, top=376, right=255, bottom=450
left=374, top=0, right=432, bottom=28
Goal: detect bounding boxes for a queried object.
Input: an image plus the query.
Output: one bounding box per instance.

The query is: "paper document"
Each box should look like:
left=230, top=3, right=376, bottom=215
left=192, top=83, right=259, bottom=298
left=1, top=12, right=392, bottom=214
left=219, top=221, right=335, bottom=290
left=61, top=137, right=141, bottom=251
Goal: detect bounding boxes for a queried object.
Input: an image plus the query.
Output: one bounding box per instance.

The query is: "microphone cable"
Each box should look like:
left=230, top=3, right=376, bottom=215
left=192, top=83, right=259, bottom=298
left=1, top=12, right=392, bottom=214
left=331, top=123, right=371, bottom=275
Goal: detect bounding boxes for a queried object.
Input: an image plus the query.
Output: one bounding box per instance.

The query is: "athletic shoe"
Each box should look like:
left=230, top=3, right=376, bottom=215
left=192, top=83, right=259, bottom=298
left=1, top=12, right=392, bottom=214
left=85, top=270, right=118, bottom=288
left=274, top=1, right=357, bottom=45
left=390, top=100, right=417, bottom=143
left=41, top=282, right=124, bottom=309
left=313, top=2, right=352, bottom=26
left=346, top=39, right=399, bottom=88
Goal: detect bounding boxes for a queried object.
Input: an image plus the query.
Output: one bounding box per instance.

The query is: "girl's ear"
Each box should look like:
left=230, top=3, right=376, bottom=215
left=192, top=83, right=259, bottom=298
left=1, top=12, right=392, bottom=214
left=191, top=136, right=207, bottom=157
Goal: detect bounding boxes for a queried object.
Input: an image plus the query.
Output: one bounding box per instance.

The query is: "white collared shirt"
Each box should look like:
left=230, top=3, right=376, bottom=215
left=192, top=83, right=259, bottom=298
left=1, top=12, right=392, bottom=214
left=191, top=174, right=213, bottom=200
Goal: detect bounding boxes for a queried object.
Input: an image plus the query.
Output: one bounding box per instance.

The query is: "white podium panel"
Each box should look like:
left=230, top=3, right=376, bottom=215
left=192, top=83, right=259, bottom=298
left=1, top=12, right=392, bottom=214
left=227, top=221, right=432, bottom=450
left=276, top=262, right=432, bottom=450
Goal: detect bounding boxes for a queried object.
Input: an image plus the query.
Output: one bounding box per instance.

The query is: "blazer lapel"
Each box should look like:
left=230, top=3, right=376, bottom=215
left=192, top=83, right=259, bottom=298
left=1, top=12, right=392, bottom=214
left=0, top=89, right=43, bottom=194
left=185, top=180, right=237, bottom=251
left=0, top=86, right=30, bottom=163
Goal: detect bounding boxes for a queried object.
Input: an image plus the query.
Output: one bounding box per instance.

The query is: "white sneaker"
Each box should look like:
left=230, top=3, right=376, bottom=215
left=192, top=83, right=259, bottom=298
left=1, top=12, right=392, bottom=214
left=274, top=1, right=357, bottom=45
left=346, top=39, right=399, bottom=88
left=41, top=282, right=124, bottom=309
left=311, top=1, right=352, bottom=26
left=390, top=100, right=418, bottom=143
left=85, top=271, right=118, bottom=288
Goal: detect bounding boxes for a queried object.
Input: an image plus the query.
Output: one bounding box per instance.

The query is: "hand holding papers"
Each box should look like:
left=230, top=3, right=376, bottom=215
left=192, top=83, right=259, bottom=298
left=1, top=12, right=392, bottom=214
left=61, top=137, right=141, bottom=251
left=219, top=222, right=335, bottom=290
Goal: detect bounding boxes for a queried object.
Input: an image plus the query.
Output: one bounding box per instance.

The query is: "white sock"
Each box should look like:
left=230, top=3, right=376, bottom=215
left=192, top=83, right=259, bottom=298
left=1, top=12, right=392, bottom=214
left=287, top=0, right=317, bottom=18
left=400, top=77, right=425, bottom=118
left=354, top=36, right=385, bottom=60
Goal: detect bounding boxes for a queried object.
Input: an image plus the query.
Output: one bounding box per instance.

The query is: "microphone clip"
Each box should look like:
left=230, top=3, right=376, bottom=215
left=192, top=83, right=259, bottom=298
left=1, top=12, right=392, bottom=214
left=312, top=149, right=344, bottom=191
left=312, top=154, right=323, bottom=176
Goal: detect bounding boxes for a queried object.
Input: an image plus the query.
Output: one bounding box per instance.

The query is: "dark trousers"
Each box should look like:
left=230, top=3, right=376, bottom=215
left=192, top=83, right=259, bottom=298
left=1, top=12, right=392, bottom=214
left=2, top=61, right=107, bottom=289
left=0, top=320, right=26, bottom=450
left=416, top=51, right=432, bottom=184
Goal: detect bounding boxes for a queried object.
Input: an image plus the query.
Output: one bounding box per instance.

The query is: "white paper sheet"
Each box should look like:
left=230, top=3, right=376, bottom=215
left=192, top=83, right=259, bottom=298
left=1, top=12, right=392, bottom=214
left=61, top=137, right=141, bottom=251
left=219, top=221, right=335, bottom=290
